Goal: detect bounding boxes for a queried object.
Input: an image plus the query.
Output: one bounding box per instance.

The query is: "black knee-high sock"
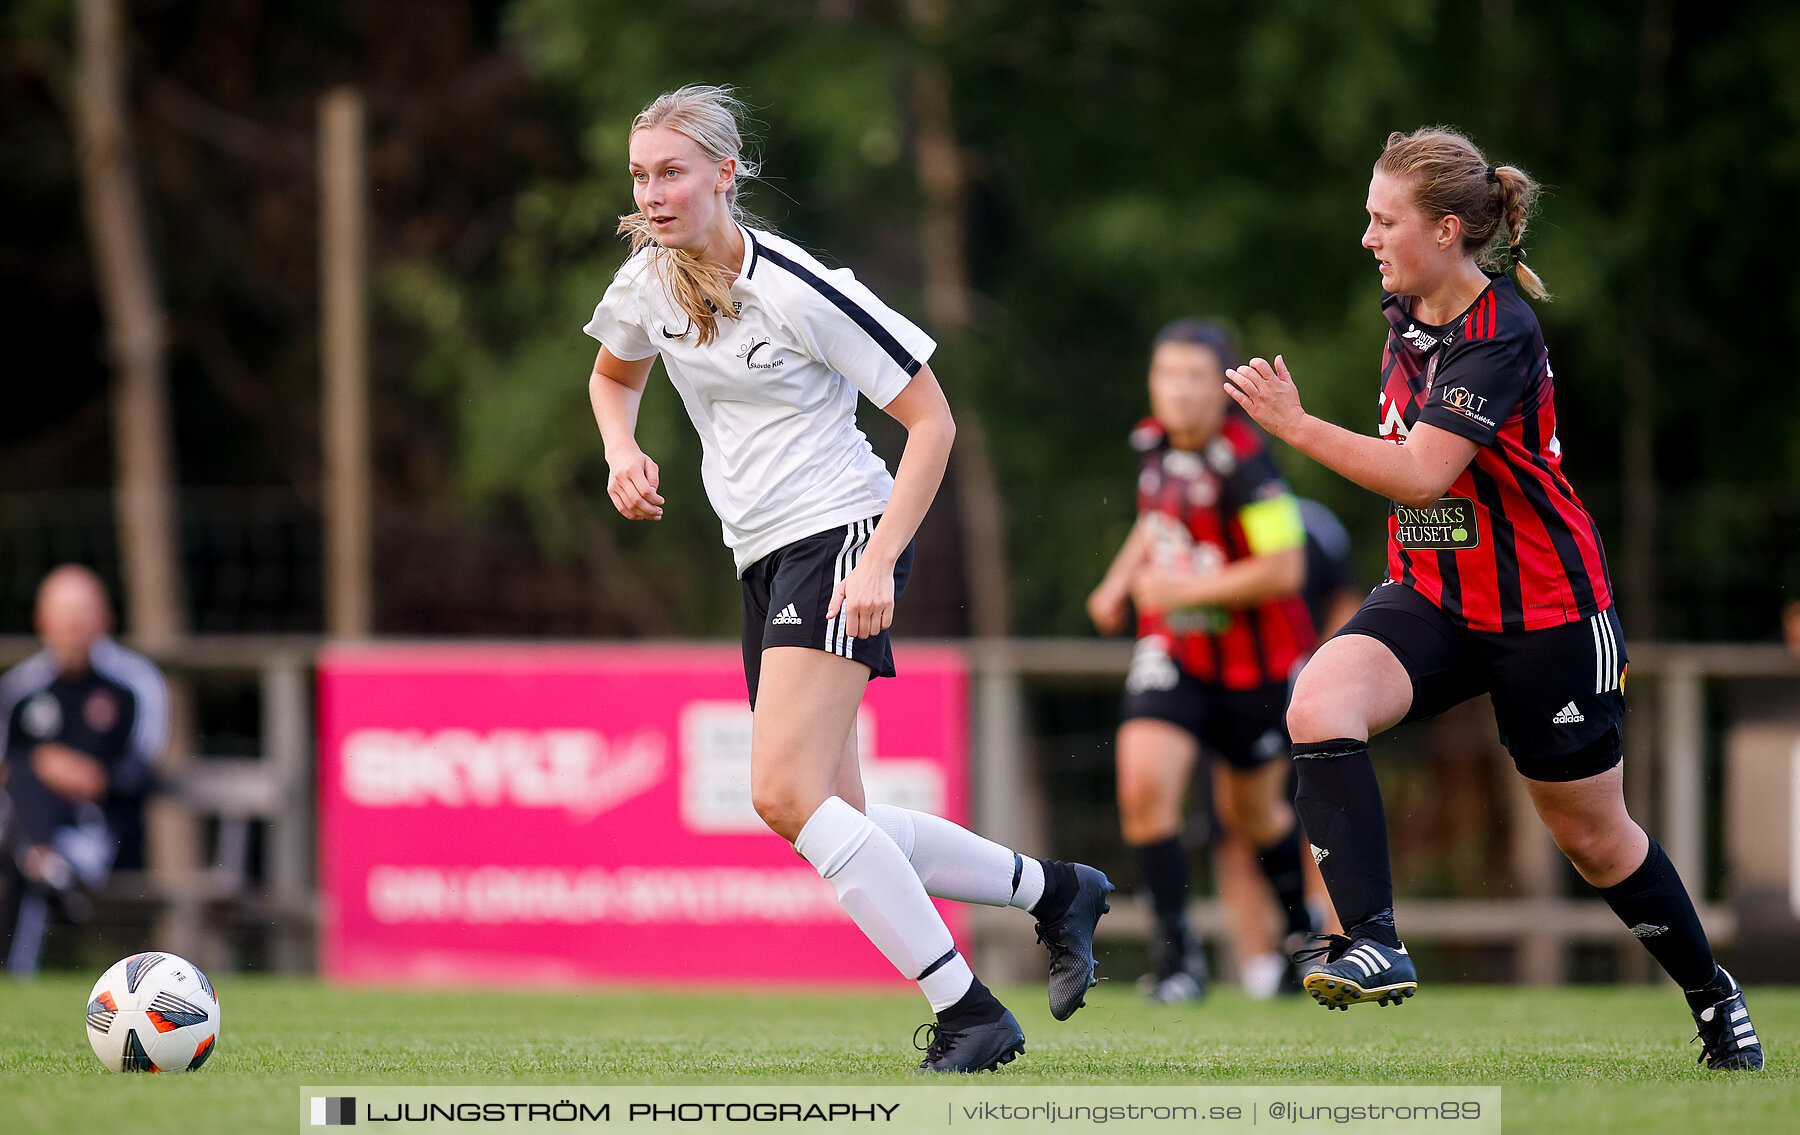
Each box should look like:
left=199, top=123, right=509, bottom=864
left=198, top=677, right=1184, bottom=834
left=1292, top=738, right=1398, bottom=947
left=1132, top=836, right=1190, bottom=954
left=1030, top=859, right=1080, bottom=923
left=1255, top=819, right=1313, bottom=936
left=1596, top=838, right=1720, bottom=1005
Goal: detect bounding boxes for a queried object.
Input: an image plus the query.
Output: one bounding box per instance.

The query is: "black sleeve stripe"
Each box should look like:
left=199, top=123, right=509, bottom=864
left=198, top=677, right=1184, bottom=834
left=755, top=245, right=923, bottom=378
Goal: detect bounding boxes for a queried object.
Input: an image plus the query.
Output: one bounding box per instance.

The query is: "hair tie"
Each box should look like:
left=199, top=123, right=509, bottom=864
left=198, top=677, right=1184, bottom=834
left=1486, top=165, right=1500, bottom=183
left=1509, top=243, right=1526, bottom=265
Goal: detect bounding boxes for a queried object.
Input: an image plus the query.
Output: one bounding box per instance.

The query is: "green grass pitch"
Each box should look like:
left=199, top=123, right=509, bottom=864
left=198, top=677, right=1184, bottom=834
left=1, top=977, right=1792, bottom=1134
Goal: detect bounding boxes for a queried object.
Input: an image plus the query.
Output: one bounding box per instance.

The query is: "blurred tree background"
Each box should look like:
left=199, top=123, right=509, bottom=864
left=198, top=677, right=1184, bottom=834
left=3, top=0, right=1797, bottom=641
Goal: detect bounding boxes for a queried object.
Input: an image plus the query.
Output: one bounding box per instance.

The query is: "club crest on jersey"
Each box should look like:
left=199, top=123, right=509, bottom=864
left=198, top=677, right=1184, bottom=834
left=84, top=689, right=119, bottom=732
left=21, top=693, right=61, bottom=739
left=1378, top=394, right=1410, bottom=442
left=737, top=338, right=786, bottom=370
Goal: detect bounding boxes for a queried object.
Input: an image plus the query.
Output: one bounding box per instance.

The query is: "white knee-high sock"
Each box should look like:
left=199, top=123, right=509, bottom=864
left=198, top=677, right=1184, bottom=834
left=795, top=796, right=975, bottom=1011
left=867, top=803, right=1046, bottom=912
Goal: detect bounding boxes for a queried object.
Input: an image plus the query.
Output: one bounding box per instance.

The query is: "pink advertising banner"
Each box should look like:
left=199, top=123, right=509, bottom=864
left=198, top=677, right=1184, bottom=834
left=317, top=643, right=969, bottom=985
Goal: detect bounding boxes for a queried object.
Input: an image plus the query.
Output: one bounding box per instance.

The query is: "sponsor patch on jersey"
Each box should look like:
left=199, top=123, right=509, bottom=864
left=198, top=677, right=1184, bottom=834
left=1401, top=324, right=1441, bottom=352
left=1435, top=385, right=1500, bottom=430
left=1163, top=605, right=1232, bottom=635
left=1393, top=497, right=1480, bottom=551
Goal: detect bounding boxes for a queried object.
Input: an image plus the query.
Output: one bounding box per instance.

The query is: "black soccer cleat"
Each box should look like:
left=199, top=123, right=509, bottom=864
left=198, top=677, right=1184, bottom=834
left=1034, top=863, right=1114, bottom=1020
left=1135, top=930, right=1209, bottom=1004
left=1137, top=949, right=1208, bottom=1005
left=913, top=1010, right=1026, bottom=1074
left=1692, top=970, right=1764, bottom=1071
left=1294, top=933, right=1417, bottom=1010
left=1276, top=905, right=1328, bottom=996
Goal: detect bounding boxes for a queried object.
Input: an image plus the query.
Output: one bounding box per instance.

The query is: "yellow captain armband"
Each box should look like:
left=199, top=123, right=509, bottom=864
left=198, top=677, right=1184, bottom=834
left=1238, top=494, right=1306, bottom=556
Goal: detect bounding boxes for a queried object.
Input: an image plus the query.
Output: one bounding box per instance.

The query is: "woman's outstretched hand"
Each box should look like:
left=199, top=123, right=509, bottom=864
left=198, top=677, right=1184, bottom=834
left=1224, top=355, right=1307, bottom=443
left=607, top=449, right=664, bottom=519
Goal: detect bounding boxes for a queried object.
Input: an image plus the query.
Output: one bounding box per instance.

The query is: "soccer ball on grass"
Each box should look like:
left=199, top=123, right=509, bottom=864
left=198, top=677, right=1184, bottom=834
left=85, top=952, right=220, bottom=1073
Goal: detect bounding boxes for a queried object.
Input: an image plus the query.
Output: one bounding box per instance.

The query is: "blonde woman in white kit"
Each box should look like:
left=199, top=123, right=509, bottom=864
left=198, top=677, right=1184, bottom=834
left=585, top=85, right=1113, bottom=1073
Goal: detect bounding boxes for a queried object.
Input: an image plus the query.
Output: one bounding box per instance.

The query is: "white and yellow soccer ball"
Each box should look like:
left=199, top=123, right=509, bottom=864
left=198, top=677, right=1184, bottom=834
left=85, top=952, right=220, bottom=1073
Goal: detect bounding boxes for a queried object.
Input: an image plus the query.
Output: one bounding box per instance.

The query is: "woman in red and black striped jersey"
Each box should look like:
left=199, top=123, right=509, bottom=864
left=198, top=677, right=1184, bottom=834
left=1088, top=319, right=1326, bottom=1003
left=1224, top=128, right=1761, bottom=1070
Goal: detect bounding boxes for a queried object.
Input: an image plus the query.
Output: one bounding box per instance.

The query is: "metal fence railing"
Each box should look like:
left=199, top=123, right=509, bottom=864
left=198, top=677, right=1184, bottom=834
left=2, top=634, right=1794, bottom=983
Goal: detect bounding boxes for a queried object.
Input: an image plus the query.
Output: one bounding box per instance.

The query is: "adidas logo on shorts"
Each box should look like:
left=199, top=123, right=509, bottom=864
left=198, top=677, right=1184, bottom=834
left=1551, top=701, right=1585, bottom=724
left=770, top=603, right=804, bottom=626
left=1311, top=843, right=1329, bottom=866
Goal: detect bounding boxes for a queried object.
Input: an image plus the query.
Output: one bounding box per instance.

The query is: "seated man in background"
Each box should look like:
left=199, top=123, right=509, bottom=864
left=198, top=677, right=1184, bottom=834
left=0, top=565, right=169, bottom=975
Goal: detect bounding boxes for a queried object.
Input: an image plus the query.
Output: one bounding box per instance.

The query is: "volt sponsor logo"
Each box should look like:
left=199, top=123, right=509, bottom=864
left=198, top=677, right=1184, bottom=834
left=1438, top=386, right=1499, bottom=429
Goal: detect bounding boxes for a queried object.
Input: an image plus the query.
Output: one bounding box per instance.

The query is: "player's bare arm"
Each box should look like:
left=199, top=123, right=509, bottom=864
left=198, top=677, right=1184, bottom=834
left=1130, top=545, right=1304, bottom=614
left=828, top=364, right=955, bottom=640
left=1087, top=523, right=1150, bottom=635
left=1224, top=354, right=1479, bottom=508
left=589, top=346, right=663, bottom=520
left=29, top=741, right=108, bottom=803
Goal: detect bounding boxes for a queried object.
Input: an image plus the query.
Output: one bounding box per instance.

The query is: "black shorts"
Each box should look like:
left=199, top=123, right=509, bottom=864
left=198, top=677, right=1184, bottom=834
left=740, top=516, right=914, bottom=707
left=1334, top=583, right=1626, bottom=781
left=1119, top=638, right=1290, bottom=770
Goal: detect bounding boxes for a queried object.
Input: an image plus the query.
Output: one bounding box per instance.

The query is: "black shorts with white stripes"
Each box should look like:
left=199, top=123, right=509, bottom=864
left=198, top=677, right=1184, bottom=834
left=739, top=516, right=914, bottom=707
left=1334, top=583, right=1626, bottom=781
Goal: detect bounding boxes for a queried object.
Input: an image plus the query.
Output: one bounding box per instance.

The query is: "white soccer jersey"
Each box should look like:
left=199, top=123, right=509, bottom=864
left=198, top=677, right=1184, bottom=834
left=585, top=225, right=936, bottom=573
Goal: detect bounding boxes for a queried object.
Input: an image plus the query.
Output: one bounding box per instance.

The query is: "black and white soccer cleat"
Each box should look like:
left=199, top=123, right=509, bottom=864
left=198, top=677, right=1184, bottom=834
left=913, top=1010, right=1026, bottom=1074
left=1294, top=933, right=1417, bottom=1010
left=1276, top=905, right=1329, bottom=995
left=1034, top=863, right=1114, bottom=1020
left=1692, top=970, right=1764, bottom=1071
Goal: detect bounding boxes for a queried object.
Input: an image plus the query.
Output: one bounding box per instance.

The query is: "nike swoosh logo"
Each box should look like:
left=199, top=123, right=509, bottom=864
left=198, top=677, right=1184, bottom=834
left=661, top=325, right=686, bottom=338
